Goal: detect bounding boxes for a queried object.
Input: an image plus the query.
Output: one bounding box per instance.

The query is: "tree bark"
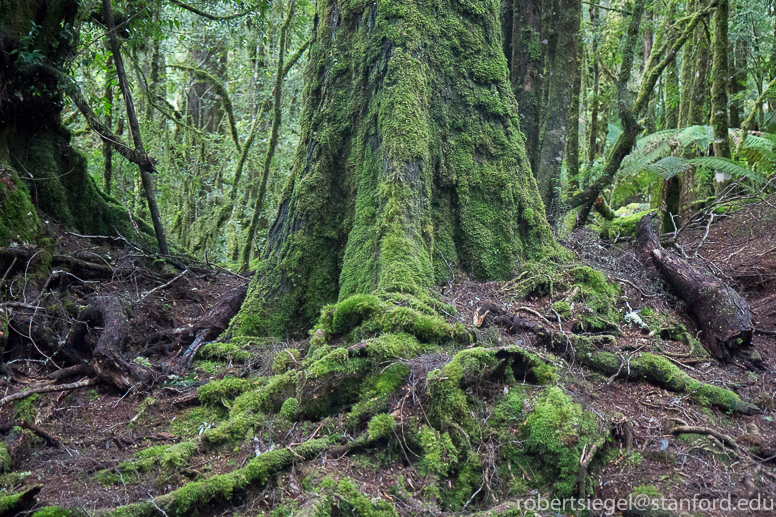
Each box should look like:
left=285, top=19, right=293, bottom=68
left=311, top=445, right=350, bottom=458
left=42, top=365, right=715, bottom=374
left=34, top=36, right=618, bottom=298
left=636, top=215, right=753, bottom=360
left=536, top=0, right=581, bottom=223
left=728, top=38, right=747, bottom=129
left=509, top=0, right=544, bottom=174
left=587, top=1, right=601, bottom=164
left=232, top=0, right=555, bottom=337
left=710, top=0, right=730, bottom=159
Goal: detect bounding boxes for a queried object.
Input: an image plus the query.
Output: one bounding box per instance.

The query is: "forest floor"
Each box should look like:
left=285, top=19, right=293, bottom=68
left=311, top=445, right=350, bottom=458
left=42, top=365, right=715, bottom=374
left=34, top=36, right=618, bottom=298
left=1, top=198, right=775, bottom=516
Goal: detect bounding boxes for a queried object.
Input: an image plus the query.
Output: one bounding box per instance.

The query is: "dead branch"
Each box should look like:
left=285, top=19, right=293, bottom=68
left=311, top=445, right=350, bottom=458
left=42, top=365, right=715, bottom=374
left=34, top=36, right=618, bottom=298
left=0, top=377, right=96, bottom=407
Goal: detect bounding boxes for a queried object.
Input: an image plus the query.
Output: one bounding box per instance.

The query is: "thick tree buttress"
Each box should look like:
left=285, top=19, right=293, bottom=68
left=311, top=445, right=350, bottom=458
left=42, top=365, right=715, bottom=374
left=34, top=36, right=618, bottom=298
left=233, top=0, right=555, bottom=337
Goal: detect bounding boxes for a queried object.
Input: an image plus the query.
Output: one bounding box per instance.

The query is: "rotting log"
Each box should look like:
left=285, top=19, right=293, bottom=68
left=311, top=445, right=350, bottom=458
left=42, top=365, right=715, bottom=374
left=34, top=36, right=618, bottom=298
left=636, top=214, right=753, bottom=360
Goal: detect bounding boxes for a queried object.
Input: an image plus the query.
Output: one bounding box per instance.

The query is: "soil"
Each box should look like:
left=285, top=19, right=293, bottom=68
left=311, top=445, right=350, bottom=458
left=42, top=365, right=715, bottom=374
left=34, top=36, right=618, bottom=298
left=0, top=199, right=775, bottom=516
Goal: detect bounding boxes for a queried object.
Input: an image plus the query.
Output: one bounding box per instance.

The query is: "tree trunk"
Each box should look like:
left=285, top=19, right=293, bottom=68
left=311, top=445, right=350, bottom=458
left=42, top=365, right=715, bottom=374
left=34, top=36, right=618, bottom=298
left=636, top=215, right=753, bottom=360
left=587, top=2, right=601, bottom=164
left=689, top=2, right=711, bottom=126
left=710, top=0, right=731, bottom=161
left=103, top=55, right=114, bottom=195
left=0, top=0, right=151, bottom=248
left=508, top=0, right=544, bottom=174
left=678, top=0, right=697, bottom=128
left=566, top=40, right=583, bottom=192
left=232, top=0, right=555, bottom=337
left=103, top=0, right=169, bottom=255
left=536, top=0, right=581, bottom=223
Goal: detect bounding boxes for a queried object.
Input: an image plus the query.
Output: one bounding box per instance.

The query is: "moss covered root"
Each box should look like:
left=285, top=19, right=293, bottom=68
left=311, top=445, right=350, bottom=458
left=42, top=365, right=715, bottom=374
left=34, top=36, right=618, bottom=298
left=541, top=331, right=758, bottom=413
left=106, top=438, right=330, bottom=517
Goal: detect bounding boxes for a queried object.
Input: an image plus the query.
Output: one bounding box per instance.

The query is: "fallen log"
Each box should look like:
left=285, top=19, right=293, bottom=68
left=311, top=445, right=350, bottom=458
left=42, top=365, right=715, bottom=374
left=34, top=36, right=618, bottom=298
left=636, top=215, right=753, bottom=360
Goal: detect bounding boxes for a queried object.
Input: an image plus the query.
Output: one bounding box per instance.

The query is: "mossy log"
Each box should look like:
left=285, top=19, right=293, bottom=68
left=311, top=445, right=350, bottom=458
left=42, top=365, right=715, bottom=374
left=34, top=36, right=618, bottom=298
left=636, top=215, right=753, bottom=360
left=593, top=197, right=616, bottom=220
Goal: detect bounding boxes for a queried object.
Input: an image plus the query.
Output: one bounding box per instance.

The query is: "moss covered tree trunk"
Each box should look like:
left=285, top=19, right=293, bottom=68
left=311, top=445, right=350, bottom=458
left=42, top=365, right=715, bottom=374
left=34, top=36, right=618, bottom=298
left=535, top=0, right=581, bottom=223
left=232, top=0, right=554, bottom=337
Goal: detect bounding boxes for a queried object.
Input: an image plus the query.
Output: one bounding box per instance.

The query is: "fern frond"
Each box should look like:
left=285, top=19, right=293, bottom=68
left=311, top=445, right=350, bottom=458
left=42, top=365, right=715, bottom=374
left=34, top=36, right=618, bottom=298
left=644, top=156, right=692, bottom=179
left=674, top=125, right=713, bottom=150
left=689, top=157, right=767, bottom=182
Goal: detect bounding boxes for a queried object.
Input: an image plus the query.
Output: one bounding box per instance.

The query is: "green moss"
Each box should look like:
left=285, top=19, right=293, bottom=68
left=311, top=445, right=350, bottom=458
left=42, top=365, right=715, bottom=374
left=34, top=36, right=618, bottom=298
left=522, top=387, right=602, bottom=498
left=0, top=442, right=11, bottom=473
left=279, top=397, right=300, bottom=420
left=367, top=413, right=396, bottom=441
left=169, top=406, right=227, bottom=437
left=12, top=393, right=39, bottom=422
left=551, top=300, right=571, bottom=320
left=0, top=170, right=40, bottom=245
left=230, top=0, right=558, bottom=339
left=273, top=349, right=301, bottom=374
left=197, top=377, right=251, bottom=407
left=31, top=507, right=78, bottom=517
left=108, top=438, right=331, bottom=517
left=542, top=333, right=756, bottom=413
left=595, top=209, right=653, bottom=240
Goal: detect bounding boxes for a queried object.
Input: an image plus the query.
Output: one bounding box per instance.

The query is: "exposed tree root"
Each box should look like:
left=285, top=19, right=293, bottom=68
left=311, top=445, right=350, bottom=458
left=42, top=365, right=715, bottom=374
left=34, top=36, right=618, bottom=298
left=670, top=425, right=738, bottom=451
left=537, top=330, right=758, bottom=414
left=106, top=438, right=330, bottom=516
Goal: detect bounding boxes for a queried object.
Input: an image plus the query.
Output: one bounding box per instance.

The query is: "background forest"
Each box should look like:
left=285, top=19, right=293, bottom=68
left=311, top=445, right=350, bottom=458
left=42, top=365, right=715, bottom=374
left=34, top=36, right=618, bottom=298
left=53, top=0, right=776, bottom=264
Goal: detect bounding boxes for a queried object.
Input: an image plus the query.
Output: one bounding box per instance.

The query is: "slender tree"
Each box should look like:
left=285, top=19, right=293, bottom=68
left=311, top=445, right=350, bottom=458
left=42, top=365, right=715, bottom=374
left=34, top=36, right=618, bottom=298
left=103, top=0, right=169, bottom=254
left=710, top=0, right=731, bottom=160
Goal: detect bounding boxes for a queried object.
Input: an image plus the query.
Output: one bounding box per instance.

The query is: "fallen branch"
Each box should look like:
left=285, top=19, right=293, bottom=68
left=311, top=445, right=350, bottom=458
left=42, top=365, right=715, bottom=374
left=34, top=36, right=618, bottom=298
left=0, top=377, right=96, bottom=407
left=137, top=269, right=188, bottom=302
left=671, top=425, right=737, bottom=451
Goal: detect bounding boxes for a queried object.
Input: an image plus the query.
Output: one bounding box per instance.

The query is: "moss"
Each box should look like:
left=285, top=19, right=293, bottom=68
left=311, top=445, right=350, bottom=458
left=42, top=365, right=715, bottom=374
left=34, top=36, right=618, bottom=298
left=273, top=349, right=301, bottom=374
left=522, top=387, right=602, bottom=498
left=12, top=393, right=39, bottom=422
left=279, top=397, right=300, bottom=420
left=595, top=208, right=653, bottom=240
left=367, top=413, right=396, bottom=441
left=230, top=0, right=558, bottom=339
left=0, top=169, right=40, bottom=245
left=551, top=300, right=571, bottom=320
left=542, top=333, right=755, bottom=413
left=622, top=485, right=675, bottom=517
left=308, top=477, right=399, bottom=516
left=31, top=507, right=78, bottom=517
left=169, top=406, right=228, bottom=437
left=197, top=377, right=251, bottom=407
left=0, top=442, right=10, bottom=473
